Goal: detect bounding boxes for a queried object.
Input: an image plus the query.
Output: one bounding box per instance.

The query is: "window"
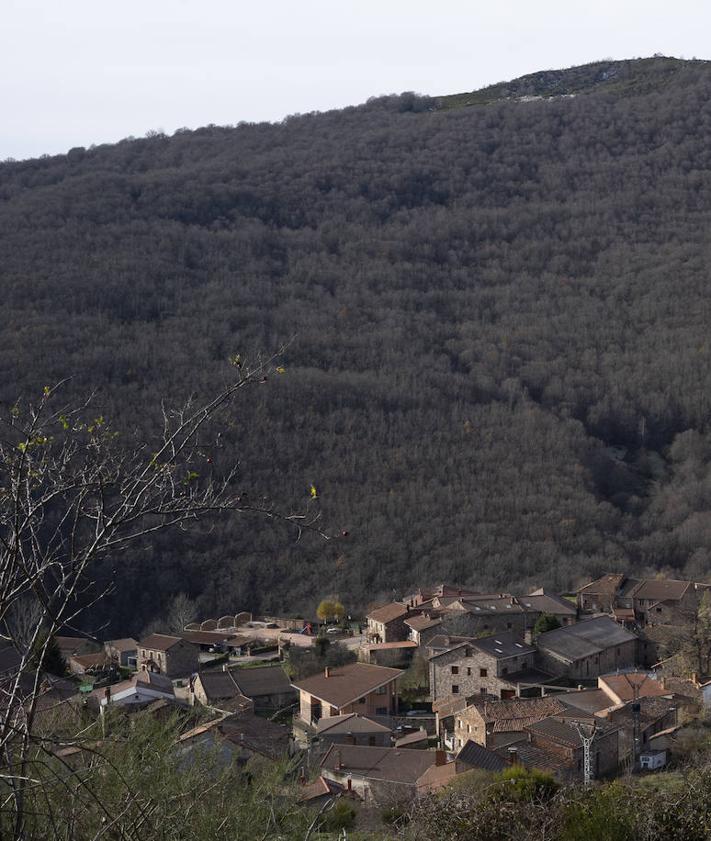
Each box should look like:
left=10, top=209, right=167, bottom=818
left=467, top=667, right=472, bottom=676
left=502, top=667, right=508, bottom=676
left=452, top=684, right=459, bottom=694
left=480, top=687, right=487, bottom=694
left=507, top=622, right=512, bottom=630
left=467, top=724, right=471, bottom=733
left=358, top=697, right=365, bottom=704
left=451, top=666, right=459, bottom=675
left=480, top=668, right=488, bottom=677
left=376, top=685, right=387, bottom=695
left=656, top=607, right=662, bottom=613
left=368, top=736, right=376, bottom=746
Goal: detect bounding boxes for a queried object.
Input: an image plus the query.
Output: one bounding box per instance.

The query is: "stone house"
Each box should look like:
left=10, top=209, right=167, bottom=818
left=89, top=670, right=175, bottom=709
left=68, top=651, right=113, bottom=676
left=191, top=669, right=254, bottom=713
left=517, top=590, right=578, bottom=627
left=292, top=663, right=402, bottom=731
left=177, top=711, right=294, bottom=764
left=576, top=574, right=709, bottom=625
left=534, top=616, right=638, bottom=680
left=429, top=633, right=548, bottom=703
left=360, top=640, right=418, bottom=667
left=452, top=696, right=568, bottom=750
left=576, top=574, right=631, bottom=613
left=194, top=664, right=294, bottom=713
left=366, top=603, right=413, bottom=643
left=404, top=614, right=443, bottom=647
left=511, top=714, right=620, bottom=781
left=600, top=696, right=679, bottom=766
left=319, top=744, right=460, bottom=802
left=103, top=638, right=138, bottom=669
left=137, top=633, right=199, bottom=679
left=316, top=713, right=393, bottom=748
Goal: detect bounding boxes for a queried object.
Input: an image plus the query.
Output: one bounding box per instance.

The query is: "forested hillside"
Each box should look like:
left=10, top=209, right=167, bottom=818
left=3, top=56, right=711, bottom=635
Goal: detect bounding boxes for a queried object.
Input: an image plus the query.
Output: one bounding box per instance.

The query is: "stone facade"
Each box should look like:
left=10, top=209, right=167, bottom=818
left=138, top=637, right=199, bottom=679
left=430, top=643, right=536, bottom=703
left=297, top=681, right=399, bottom=727
left=535, top=637, right=637, bottom=681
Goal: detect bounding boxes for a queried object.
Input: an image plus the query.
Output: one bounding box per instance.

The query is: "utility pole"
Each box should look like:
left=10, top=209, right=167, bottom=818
left=572, top=720, right=598, bottom=787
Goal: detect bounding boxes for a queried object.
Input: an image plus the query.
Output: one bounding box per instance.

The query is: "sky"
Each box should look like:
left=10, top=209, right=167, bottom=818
left=2, top=0, right=710, bottom=160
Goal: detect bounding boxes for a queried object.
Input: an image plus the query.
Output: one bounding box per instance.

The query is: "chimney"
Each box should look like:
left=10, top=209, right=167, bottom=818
left=324, top=666, right=331, bottom=678
left=347, top=776, right=352, bottom=791
left=223, top=664, right=227, bottom=672
left=435, top=749, right=447, bottom=767
left=577, top=685, right=584, bottom=692
left=661, top=677, right=667, bottom=691
left=104, top=686, right=111, bottom=705
left=336, top=749, right=343, bottom=770
left=524, top=629, right=533, bottom=645
left=692, top=672, right=699, bottom=686
left=507, top=747, right=519, bottom=765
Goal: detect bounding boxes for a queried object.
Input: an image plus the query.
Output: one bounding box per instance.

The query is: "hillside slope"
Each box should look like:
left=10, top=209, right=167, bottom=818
left=2, top=57, right=711, bottom=633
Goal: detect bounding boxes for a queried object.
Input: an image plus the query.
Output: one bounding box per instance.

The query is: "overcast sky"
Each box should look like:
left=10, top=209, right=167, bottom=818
left=2, top=0, right=709, bottom=160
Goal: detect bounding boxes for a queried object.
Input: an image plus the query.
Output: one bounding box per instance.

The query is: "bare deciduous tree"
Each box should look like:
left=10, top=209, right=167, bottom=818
left=0, top=353, right=328, bottom=840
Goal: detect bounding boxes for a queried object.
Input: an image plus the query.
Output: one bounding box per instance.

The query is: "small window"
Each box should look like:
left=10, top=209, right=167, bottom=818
left=467, top=667, right=472, bottom=676
left=656, top=607, right=662, bottom=613
left=480, top=687, right=487, bottom=694
left=358, top=697, right=366, bottom=704
left=507, top=622, right=512, bottom=630
left=467, top=724, right=471, bottom=733
left=376, top=685, right=387, bottom=695
left=480, top=668, right=488, bottom=677
left=452, top=684, right=459, bottom=694
left=451, top=666, right=459, bottom=675
left=502, top=667, right=508, bottom=676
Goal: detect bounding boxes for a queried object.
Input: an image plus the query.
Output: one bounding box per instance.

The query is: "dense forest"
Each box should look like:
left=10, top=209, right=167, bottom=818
left=2, top=56, right=711, bottom=635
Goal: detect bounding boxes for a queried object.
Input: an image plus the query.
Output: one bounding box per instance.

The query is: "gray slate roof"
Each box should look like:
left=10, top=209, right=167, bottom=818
left=536, top=616, right=636, bottom=662
left=458, top=740, right=508, bottom=772
left=229, top=665, right=293, bottom=699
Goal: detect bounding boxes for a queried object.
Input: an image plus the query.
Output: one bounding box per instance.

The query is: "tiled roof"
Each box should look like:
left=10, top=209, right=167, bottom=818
left=576, top=574, right=628, bottom=596
left=107, top=638, right=138, bottom=652
left=293, top=663, right=402, bottom=708
left=430, top=632, right=534, bottom=662
left=139, top=634, right=184, bottom=651
left=473, top=696, right=567, bottom=725
left=319, top=744, right=447, bottom=784
left=228, top=665, right=293, bottom=699
left=629, top=578, right=692, bottom=603
left=536, top=616, right=636, bottom=662
left=70, top=652, right=111, bottom=669
left=218, top=712, right=292, bottom=760
left=317, top=714, right=392, bottom=735
left=472, top=633, right=535, bottom=660
left=497, top=740, right=570, bottom=774
left=395, top=728, right=429, bottom=747
left=458, top=740, right=508, bottom=772
left=367, top=603, right=409, bottom=624
left=365, top=641, right=418, bottom=650
left=527, top=715, right=616, bottom=749
left=404, top=615, right=442, bottom=632
left=598, top=672, right=669, bottom=703
left=517, top=593, right=577, bottom=616
left=559, top=688, right=613, bottom=715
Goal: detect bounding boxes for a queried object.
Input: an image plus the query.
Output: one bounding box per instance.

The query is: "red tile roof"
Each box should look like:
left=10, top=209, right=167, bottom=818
left=293, top=663, right=402, bottom=708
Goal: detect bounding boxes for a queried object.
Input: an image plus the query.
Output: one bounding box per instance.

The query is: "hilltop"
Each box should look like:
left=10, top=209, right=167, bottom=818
left=438, top=55, right=711, bottom=108
left=2, top=57, right=711, bottom=634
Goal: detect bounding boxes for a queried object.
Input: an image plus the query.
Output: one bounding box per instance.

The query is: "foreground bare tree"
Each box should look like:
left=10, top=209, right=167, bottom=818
left=0, top=353, right=326, bottom=839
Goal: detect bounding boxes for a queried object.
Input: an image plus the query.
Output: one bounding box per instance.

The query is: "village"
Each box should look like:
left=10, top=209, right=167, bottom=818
left=8, top=572, right=711, bottom=824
